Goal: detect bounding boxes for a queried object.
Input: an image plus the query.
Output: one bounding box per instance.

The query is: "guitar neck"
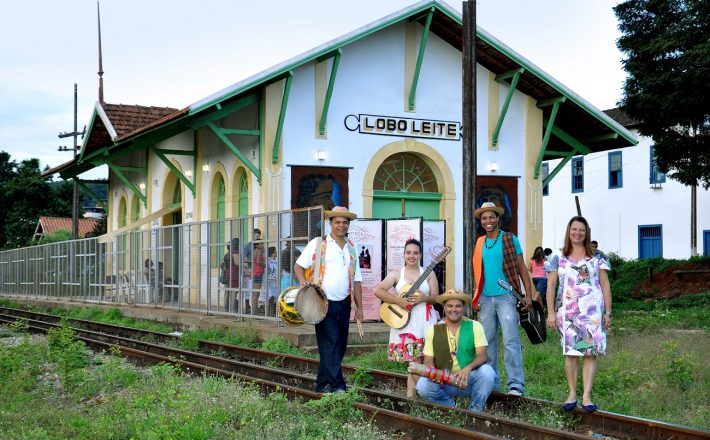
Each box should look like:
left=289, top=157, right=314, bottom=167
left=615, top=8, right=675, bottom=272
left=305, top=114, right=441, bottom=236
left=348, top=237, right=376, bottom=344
left=404, top=247, right=450, bottom=297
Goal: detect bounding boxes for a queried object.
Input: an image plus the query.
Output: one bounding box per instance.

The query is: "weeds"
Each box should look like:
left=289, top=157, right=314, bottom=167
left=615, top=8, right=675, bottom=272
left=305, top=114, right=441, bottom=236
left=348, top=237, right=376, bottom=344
left=46, top=325, right=89, bottom=377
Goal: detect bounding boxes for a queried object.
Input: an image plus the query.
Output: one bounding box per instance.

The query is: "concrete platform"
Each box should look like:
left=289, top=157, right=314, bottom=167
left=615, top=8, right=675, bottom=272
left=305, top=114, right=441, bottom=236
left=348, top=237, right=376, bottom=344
left=1, top=296, right=391, bottom=348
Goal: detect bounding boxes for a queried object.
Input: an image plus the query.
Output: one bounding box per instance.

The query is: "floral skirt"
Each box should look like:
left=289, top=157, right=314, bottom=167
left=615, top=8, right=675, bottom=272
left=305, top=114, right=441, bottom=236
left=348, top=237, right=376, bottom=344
left=387, top=333, right=424, bottom=362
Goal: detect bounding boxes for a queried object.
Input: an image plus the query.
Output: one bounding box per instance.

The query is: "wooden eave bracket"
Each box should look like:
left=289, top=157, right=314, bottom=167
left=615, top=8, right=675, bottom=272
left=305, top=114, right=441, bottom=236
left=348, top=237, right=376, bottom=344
left=148, top=145, right=196, bottom=197
left=106, top=161, right=148, bottom=206
left=318, top=49, right=343, bottom=136
left=206, top=122, right=261, bottom=181
left=272, top=71, right=294, bottom=165
left=534, top=96, right=566, bottom=179
left=491, top=67, right=526, bottom=147
left=407, top=7, right=434, bottom=111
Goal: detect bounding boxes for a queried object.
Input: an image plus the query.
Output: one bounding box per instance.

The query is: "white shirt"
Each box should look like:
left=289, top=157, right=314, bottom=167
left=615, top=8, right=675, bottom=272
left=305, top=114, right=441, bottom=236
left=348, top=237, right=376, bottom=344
left=296, top=233, right=363, bottom=301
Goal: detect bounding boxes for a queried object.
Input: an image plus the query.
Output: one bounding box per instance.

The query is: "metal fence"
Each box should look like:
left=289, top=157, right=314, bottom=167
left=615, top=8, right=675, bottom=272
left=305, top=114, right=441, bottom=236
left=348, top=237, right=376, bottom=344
left=0, top=207, right=324, bottom=323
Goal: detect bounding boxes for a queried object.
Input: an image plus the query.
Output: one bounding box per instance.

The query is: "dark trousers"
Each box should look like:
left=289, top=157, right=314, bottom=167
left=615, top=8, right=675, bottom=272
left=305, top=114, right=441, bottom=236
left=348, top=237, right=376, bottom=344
left=314, top=297, right=351, bottom=393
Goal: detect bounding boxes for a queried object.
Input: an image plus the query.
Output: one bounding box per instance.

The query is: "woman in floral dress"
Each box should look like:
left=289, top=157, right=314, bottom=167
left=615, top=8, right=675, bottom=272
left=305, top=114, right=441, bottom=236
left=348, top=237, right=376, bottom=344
left=545, top=216, right=612, bottom=412
left=374, top=239, right=439, bottom=397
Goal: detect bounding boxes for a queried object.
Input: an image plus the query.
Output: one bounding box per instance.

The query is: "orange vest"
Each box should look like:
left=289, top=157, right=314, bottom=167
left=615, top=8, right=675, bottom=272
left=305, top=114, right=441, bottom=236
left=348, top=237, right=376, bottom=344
left=472, top=236, right=485, bottom=306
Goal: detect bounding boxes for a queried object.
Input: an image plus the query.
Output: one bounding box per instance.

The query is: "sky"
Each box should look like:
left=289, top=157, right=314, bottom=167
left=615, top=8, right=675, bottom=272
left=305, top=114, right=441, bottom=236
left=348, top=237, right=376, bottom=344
left=0, top=0, right=626, bottom=180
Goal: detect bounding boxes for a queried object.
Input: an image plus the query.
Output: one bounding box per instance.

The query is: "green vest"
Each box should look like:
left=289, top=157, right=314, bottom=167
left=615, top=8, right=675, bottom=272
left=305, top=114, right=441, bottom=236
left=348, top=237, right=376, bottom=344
left=432, top=319, right=476, bottom=371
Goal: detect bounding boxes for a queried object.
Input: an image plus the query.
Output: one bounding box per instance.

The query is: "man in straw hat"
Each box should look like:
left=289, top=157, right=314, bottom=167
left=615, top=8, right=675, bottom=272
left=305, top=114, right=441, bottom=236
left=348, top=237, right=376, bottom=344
left=295, top=206, right=363, bottom=393
left=472, top=201, right=533, bottom=397
left=415, top=289, right=496, bottom=412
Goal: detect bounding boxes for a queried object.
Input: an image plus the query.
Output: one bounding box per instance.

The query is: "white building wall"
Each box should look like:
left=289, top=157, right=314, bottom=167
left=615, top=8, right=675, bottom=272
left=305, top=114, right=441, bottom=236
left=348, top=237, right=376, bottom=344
left=542, top=130, right=710, bottom=259
left=279, top=22, right=532, bottom=287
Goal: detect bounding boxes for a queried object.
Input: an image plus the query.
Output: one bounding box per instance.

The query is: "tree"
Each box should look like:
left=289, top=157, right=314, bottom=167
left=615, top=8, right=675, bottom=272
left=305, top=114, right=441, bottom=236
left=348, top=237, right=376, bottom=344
left=0, top=152, right=77, bottom=249
left=615, top=0, right=710, bottom=188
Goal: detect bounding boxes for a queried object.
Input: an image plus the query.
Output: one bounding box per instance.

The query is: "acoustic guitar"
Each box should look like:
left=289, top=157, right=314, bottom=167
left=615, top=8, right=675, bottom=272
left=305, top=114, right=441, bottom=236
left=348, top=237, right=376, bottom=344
left=497, top=279, right=547, bottom=344
left=379, top=246, right=451, bottom=329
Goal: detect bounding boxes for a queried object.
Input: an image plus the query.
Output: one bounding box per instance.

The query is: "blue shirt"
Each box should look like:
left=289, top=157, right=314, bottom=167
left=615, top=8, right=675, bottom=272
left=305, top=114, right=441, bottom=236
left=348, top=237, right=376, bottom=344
left=482, top=232, right=522, bottom=296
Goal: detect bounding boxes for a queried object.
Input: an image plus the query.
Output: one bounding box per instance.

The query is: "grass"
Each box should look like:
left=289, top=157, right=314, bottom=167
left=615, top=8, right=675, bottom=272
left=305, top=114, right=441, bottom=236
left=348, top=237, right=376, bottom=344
left=1, top=269, right=707, bottom=432
left=0, top=325, right=395, bottom=440
left=345, top=293, right=710, bottom=431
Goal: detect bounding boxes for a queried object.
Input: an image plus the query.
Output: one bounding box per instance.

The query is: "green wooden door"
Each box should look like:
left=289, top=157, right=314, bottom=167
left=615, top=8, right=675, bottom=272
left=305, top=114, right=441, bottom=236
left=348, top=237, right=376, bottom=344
left=373, top=191, right=441, bottom=220
left=372, top=153, right=441, bottom=219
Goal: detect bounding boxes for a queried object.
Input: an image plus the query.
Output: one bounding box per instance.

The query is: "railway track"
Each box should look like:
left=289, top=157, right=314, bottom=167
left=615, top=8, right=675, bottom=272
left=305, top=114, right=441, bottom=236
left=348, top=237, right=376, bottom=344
left=1, top=307, right=708, bottom=440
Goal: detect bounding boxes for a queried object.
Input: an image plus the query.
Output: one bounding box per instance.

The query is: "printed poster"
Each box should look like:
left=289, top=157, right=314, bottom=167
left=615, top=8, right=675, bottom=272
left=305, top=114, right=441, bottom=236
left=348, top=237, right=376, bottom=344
left=423, top=220, right=447, bottom=291
left=385, top=218, right=423, bottom=273
left=348, top=219, right=383, bottom=321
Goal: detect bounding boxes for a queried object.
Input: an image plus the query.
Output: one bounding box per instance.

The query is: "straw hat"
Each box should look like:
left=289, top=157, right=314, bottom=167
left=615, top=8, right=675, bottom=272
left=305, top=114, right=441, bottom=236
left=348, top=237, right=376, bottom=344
left=324, top=206, right=357, bottom=221
left=474, top=201, right=505, bottom=219
left=436, top=288, right=471, bottom=306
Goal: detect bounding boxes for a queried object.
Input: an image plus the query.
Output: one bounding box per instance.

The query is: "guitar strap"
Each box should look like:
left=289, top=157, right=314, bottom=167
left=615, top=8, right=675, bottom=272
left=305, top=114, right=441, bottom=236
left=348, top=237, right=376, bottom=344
left=501, top=232, right=523, bottom=299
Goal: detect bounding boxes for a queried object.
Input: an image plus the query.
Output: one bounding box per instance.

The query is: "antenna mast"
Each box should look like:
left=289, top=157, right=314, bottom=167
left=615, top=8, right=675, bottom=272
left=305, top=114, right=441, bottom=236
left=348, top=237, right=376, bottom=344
left=97, top=1, right=104, bottom=103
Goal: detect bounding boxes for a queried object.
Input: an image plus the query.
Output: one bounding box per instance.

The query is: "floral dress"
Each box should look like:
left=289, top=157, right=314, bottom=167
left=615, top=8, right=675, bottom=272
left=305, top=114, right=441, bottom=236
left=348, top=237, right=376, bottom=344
left=551, top=253, right=610, bottom=356
left=387, top=267, right=439, bottom=362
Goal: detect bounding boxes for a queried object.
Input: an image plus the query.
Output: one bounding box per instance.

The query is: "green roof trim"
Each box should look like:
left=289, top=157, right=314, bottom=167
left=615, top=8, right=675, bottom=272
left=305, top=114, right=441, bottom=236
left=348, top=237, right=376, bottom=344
left=189, top=0, right=635, bottom=148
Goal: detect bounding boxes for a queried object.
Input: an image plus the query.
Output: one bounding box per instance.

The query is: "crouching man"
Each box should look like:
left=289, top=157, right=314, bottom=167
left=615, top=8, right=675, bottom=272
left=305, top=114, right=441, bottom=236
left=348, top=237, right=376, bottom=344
left=415, top=289, right=497, bottom=412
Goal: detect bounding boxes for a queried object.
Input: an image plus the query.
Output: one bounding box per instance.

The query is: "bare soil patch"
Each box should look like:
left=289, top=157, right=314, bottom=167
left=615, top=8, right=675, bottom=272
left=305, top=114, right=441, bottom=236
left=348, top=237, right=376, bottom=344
left=636, top=261, right=710, bottom=299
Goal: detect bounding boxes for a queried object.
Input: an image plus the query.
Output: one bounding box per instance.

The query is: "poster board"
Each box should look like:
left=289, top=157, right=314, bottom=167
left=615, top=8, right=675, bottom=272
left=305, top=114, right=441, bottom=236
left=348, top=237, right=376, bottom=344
left=385, top=218, right=423, bottom=273
left=347, top=219, right=383, bottom=321
left=423, top=220, right=447, bottom=291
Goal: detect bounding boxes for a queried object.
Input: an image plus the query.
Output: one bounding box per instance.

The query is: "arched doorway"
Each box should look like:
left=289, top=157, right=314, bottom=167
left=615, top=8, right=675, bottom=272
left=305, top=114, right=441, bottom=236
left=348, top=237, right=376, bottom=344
left=159, top=172, right=183, bottom=303
left=117, top=195, right=128, bottom=269
left=211, top=173, right=227, bottom=264
left=237, top=169, right=248, bottom=217
left=372, top=152, right=441, bottom=219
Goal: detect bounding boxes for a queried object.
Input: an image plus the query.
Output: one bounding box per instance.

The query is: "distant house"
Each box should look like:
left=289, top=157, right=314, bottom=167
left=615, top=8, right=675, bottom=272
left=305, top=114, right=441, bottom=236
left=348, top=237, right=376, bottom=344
left=542, top=108, right=710, bottom=259
left=33, top=217, right=100, bottom=243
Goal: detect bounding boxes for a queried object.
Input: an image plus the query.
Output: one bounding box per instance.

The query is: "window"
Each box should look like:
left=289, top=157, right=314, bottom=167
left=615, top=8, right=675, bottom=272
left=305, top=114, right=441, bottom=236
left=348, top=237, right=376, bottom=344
left=650, top=146, right=666, bottom=184
left=608, top=151, right=623, bottom=189
left=541, top=162, right=549, bottom=196
left=571, top=157, right=584, bottom=193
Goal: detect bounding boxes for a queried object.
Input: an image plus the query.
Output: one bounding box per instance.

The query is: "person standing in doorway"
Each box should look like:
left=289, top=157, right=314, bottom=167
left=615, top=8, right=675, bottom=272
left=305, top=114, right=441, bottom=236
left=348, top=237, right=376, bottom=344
left=471, top=202, right=533, bottom=397
left=294, top=206, right=363, bottom=393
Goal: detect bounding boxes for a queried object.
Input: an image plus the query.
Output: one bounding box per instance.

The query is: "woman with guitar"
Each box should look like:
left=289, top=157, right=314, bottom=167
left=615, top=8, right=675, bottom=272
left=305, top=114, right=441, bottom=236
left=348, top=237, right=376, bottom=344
left=374, top=239, right=441, bottom=398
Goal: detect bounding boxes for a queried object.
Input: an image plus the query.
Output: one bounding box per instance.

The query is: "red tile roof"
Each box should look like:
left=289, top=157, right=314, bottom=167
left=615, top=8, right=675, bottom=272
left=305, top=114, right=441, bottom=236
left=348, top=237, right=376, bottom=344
left=35, top=216, right=100, bottom=239
left=102, top=104, right=180, bottom=139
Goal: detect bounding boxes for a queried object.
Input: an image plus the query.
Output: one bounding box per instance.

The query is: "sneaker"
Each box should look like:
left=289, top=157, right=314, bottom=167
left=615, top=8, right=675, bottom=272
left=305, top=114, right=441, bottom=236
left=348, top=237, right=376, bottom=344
left=508, top=387, right=523, bottom=396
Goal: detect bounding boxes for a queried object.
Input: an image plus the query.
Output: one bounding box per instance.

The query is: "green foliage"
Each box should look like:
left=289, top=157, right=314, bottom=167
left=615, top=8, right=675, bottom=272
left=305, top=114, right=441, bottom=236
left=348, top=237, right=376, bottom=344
left=8, top=317, right=29, bottom=333
left=261, top=336, right=301, bottom=355
left=46, top=325, right=89, bottom=376
left=614, top=0, right=710, bottom=188
left=0, top=338, right=392, bottom=440
left=350, top=366, right=374, bottom=388
left=180, top=326, right=261, bottom=351
left=661, top=340, right=696, bottom=391
left=36, top=228, right=73, bottom=244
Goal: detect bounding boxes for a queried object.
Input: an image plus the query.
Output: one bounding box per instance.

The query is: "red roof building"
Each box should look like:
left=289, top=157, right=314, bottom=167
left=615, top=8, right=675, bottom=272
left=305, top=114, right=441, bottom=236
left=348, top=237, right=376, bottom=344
left=33, top=216, right=100, bottom=243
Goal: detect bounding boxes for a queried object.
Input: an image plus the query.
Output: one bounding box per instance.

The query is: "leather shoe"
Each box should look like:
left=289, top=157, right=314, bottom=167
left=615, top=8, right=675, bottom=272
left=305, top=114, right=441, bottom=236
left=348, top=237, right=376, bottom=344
left=562, top=401, right=577, bottom=412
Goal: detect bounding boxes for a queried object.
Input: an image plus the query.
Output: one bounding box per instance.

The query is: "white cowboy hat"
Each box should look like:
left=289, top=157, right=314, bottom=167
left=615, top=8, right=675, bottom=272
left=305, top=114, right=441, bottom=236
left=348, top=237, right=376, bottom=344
left=324, top=206, right=357, bottom=221
left=474, top=201, right=505, bottom=219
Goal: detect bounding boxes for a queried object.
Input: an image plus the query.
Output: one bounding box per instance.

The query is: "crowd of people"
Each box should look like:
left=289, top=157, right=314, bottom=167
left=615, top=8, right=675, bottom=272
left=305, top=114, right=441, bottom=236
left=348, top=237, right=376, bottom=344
left=291, top=203, right=612, bottom=414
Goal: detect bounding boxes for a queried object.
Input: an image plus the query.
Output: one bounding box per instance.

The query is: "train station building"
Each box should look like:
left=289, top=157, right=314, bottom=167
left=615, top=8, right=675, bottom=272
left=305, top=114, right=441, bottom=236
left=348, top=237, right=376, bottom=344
left=26, top=0, right=636, bottom=319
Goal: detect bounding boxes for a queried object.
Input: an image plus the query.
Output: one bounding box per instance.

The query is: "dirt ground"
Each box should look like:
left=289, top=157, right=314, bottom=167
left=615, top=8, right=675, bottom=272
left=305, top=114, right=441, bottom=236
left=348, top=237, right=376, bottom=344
left=636, top=260, right=710, bottom=299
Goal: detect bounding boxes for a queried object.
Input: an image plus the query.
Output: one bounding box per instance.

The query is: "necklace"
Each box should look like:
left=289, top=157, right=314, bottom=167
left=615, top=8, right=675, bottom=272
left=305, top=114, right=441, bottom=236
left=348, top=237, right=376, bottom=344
left=485, top=231, right=502, bottom=249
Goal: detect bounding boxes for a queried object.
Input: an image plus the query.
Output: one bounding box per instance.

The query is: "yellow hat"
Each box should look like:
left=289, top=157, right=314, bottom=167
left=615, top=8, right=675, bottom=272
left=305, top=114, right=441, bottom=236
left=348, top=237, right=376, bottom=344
left=436, top=288, right=471, bottom=306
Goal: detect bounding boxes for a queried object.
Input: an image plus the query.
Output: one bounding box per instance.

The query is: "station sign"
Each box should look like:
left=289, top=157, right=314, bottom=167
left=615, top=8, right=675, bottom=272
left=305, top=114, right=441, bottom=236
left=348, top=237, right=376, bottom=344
left=344, top=113, right=461, bottom=141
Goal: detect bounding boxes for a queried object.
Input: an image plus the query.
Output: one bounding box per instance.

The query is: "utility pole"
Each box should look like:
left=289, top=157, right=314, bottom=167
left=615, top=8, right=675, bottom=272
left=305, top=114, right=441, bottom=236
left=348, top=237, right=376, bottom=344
left=58, top=84, right=86, bottom=240
left=462, top=0, right=477, bottom=301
